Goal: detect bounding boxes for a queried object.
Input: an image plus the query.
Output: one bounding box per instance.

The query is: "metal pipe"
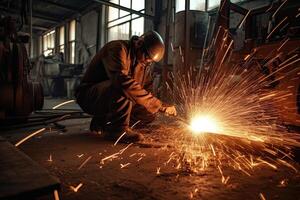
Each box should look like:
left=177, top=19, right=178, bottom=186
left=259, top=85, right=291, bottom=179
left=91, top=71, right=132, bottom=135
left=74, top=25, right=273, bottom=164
left=29, top=0, right=33, bottom=58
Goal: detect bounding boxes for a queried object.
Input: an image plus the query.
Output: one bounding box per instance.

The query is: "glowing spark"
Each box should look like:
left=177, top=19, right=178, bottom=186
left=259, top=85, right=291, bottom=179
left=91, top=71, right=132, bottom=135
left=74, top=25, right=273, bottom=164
left=272, top=0, right=288, bottom=18
left=244, top=54, right=251, bottom=61
left=54, top=190, right=59, bottom=200
left=156, top=167, right=161, bottom=175
left=52, top=100, right=75, bottom=109
left=190, top=192, right=194, bottom=199
left=238, top=9, right=251, bottom=29
left=277, top=38, right=289, bottom=51
left=120, top=163, right=130, bottom=168
left=210, top=144, right=216, bottom=156
left=278, top=179, right=288, bottom=187
left=77, top=154, right=84, bottom=158
left=47, top=154, right=52, bottom=162
left=259, top=193, right=266, bottom=200
left=15, top=128, right=46, bottom=147
left=223, top=176, right=230, bottom=184
left=101, top=153, right=119, bottom=164
left=130, top=120, right=141, bottom=128
left=78, top=156, right=92, bottom=170
left=257, top=158, right=277, bottom=170
left=277, top=159, right=298, bottom=173
left=189, top=115, right=221, bottom=134
left=119, top=143, right=133, bottom=154
left=137, top=157, right=143, bottom=162
left=70, top=183, right=83, bottom=192
left=113, top=131, right=127, bottom=146
left=101, top=143, right=132, bottom=164
left=266, top=17, right=288, bottom=40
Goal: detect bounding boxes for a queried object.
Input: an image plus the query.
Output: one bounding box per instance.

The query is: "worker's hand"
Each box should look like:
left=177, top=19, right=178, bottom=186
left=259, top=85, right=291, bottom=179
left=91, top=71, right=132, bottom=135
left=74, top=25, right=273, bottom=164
left=159, top=105, right=177, bottom=116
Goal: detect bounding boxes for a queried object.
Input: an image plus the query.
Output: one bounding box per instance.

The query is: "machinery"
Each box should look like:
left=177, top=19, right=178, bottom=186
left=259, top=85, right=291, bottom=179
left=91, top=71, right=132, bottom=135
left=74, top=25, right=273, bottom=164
left=0, top=16, right=44, bottom=123
left=205, top=0, right=300, bottom=126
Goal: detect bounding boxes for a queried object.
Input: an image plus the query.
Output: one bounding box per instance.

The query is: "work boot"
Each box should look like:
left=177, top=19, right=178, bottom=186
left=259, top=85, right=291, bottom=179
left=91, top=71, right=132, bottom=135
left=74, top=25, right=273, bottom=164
left=103, top=127, right=144, bottom=143
left=90, top=116, right=106, bottom=132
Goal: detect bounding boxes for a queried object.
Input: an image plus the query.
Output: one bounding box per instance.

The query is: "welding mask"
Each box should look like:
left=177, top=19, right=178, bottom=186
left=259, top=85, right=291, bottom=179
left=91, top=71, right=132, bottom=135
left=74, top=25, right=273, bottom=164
left=140, top=30, right=165, bottom=62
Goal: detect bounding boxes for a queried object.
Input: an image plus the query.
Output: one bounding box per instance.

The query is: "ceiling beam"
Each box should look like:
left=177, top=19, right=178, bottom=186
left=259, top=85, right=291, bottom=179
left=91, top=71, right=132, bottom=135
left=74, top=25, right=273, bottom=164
left=36, top=0, right=81, bottom=12
left=0, top=6, right=61, bottom=23
left=92, top=0, right=154, bottom=20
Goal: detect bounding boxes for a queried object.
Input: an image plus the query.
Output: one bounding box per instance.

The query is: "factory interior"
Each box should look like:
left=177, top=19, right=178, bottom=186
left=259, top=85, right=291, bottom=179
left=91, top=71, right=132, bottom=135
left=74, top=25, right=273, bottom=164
left=1, top=0, right=300, bottom=199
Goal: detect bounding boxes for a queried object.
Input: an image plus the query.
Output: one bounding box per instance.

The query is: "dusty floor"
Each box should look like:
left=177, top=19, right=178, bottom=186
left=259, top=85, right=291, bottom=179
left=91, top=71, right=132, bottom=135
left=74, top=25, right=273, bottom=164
left=1, top=98, right=300, bottom=200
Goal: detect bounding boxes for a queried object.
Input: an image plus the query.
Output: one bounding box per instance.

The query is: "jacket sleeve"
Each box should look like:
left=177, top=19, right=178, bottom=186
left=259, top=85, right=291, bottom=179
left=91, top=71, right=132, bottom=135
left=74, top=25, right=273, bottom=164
left=102, top=43, right=162, bottom=114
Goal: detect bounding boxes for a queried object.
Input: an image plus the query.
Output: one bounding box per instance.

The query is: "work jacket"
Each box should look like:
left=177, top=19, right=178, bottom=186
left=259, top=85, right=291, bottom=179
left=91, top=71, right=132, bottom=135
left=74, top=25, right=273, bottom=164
left=80, top=37, right=162, bottom=114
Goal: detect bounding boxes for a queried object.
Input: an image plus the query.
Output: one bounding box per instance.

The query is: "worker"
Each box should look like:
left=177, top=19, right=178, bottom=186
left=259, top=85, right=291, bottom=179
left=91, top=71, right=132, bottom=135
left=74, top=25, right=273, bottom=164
left=75, top=30, right=177, bottom=143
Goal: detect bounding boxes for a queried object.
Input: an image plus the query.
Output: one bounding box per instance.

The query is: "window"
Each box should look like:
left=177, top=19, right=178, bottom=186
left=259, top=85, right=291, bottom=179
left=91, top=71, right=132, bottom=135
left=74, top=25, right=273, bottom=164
left=190, top=0, right=206, bottom=11
left=107, top=0, right=145, bottom=42
left=69, top=20, right=76, bottom=64
left=42, top=30, right=55, bottom=56
left=175, top=0, right=185, bottom=12
left=208, top=0, right=220, bottom=10
left=59, top=26, right=65, bottom=54
left=175, top=0, right=223, bottom=12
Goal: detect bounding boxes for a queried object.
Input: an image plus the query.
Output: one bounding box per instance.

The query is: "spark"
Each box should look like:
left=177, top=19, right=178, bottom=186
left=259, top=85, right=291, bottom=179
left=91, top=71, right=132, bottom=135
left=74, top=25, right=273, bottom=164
left=53, top=190, right=59, bottom=200
left=52, top=100, right=75, bottom=109
left=137, top=157, right=143, bottom=162
left=129, top=153, right=137, bottom=157
left=101, top=143, right=133, bottom=164
left=70, top=183, right=83, bottom=192
left=156, top=167, right=161, bottom=175
left=210, top=144, right=216, bottom=156
left=78, top=156, right=92, bottom=170
left=278, top=179, right=288, bottom=187
left=119, top=143, right=133, bottom=154
left=259, top=193, right=266, bottom=200
left=238, top=9, right=251, bottom=29
left=277, top=38, right=290, bottom=51
left=130, top=120, right=141, bottom=128
left=272, top=0, right=288, bottom=19
left=257, top=158, right=277, bottom=170
left=120, top=163, right=131, bottom=168
left=47, top=154, right=53, bottom=162
left=244, top=54, right=251, bottom=61
left=101, top=152, right=120, bottom=164
left=113, top=131, right=127, bottom=146
left=276, top=159, right=298, bottom=173
left=266, top=17, right=288, bottom=40
left=189, top=115, right=222, bottom=135
left=77, top=154, right=84, bottom=158
left=15, top=128, right=46, bottom=147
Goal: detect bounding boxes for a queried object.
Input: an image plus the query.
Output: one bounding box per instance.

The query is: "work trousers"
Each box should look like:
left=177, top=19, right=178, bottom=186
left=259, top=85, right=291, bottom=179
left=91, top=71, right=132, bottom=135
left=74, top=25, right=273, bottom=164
left=75, top=80, right=155, bottom=130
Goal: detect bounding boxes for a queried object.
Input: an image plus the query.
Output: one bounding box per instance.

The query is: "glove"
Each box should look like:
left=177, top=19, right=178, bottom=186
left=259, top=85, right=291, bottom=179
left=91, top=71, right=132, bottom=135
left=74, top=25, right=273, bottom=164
left=159, top=105, right=177, bottom=116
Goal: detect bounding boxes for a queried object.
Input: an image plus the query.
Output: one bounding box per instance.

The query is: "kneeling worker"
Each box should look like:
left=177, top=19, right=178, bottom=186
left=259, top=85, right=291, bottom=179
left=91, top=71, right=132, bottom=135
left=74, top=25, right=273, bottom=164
left=75, top=30, right=177, bottom=143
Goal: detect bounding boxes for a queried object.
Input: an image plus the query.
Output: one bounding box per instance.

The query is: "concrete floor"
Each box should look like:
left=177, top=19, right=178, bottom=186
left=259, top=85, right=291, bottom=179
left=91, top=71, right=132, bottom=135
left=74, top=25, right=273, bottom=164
left=1, top=98, right=300, bottom=200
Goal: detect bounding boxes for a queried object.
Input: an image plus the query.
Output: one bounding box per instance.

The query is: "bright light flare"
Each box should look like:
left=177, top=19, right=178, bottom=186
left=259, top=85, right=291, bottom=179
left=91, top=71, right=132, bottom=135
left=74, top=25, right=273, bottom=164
left=189, top=115, right=222, bottom=135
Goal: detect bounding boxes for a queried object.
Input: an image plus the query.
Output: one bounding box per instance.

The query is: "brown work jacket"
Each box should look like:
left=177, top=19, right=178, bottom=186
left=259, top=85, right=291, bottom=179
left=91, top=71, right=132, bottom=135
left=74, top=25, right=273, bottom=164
left=80, top=38, right=162, bottom=114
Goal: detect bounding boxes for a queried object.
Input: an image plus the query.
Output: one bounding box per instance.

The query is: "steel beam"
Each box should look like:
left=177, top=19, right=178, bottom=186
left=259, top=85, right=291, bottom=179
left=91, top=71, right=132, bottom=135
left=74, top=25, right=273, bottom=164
left=0, top=6, right=61, bottom=23
left=37, top=0, right=81, bottom=12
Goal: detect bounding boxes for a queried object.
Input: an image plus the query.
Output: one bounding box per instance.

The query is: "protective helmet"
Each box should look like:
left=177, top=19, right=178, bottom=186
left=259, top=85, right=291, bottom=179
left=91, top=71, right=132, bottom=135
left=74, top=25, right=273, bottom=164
left=140, top=30, right=165, bottom=62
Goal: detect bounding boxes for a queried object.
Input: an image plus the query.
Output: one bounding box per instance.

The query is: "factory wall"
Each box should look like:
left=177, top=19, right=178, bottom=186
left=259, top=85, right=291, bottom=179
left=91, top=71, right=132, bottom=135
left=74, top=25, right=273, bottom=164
left=76, top=10, right=100, bottom=67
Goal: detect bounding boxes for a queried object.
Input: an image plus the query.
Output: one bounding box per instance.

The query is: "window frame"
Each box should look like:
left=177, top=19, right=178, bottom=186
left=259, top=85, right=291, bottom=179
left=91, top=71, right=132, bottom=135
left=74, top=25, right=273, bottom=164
left=106, top=0, right=145, bottom=42
left=42, top=30, right=55, bottom=57
left=68, top=20, right=76, bottom=64
left=58, top=26, right=65, bottom=55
